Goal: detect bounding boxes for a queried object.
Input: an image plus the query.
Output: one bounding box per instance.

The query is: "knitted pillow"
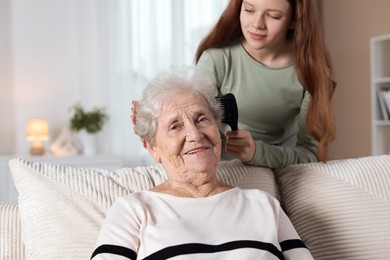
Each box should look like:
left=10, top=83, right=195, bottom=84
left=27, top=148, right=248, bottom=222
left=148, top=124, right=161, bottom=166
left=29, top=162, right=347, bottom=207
left=276, top=155, right=390, bottom=260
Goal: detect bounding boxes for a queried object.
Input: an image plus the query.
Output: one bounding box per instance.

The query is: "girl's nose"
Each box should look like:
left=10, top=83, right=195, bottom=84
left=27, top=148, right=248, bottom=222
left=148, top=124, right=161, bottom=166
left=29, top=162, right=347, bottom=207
left=254, top=14, right=266, bottom=30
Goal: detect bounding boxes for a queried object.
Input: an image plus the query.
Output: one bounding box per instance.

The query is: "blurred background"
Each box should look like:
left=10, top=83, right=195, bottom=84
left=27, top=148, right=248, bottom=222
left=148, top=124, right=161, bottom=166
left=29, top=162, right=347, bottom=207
left=1, top=0, right=390, bottom=167
left=0, top=0, right=228, bottom=166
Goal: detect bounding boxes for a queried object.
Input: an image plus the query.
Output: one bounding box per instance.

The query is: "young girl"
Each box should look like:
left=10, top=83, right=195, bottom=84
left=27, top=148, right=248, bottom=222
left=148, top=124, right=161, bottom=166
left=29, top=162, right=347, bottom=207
left=132, top=0, right=335, bottom=169
left=194, top=0, right=336, bottom=168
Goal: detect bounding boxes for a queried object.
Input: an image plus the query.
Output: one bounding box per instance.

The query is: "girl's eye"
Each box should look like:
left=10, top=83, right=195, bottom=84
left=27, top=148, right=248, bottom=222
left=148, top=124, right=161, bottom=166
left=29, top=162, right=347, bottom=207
left=268, top=13, right=281, bottom=19
left=244, top=8, right=255, bottom=13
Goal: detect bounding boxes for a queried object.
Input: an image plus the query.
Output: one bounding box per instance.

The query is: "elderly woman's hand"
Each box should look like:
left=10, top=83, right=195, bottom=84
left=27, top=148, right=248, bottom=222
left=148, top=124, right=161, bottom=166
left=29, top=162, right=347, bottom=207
left=224, top=129, right=256, bottom=162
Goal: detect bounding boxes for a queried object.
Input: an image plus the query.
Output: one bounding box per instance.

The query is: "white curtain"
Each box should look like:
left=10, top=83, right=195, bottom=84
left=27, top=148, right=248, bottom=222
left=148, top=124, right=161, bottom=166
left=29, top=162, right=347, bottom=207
left=99, top=0, right=227, bottom=166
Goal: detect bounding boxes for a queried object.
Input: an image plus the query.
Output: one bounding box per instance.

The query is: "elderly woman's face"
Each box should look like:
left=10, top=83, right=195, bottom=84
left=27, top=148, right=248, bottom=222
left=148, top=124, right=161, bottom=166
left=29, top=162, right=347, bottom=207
left=147, top=90, right=222, bottom=174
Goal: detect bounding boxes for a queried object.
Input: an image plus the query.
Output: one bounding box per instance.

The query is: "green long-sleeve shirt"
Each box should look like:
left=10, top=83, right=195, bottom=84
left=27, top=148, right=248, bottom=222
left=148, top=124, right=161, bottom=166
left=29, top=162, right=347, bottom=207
left=196, top=42, right=318, bottom=169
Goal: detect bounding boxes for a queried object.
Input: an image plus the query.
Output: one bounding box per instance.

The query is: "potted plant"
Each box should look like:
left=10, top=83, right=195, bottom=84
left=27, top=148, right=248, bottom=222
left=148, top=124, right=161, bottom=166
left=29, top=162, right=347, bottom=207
left=69, top=103, right=109, bottom=154
left=69, top=103, right=109, bottom=134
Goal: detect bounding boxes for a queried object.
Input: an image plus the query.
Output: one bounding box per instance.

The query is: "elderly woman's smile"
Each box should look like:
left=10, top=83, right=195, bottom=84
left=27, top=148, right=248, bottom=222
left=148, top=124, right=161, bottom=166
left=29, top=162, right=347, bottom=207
left=184, top=146, right=209, bottom=155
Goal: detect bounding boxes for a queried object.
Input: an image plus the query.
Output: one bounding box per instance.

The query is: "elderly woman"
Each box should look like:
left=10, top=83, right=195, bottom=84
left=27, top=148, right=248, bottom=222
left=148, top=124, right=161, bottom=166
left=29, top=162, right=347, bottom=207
left=91, top=67, right=313, bottom=259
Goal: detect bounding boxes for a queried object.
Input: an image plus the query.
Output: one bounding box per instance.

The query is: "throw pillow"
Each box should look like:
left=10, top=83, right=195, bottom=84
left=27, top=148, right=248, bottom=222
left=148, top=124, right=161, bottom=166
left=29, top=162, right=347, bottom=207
left=9, top=158, right=276, bottom=260
left=276, top=155, right=390, bottom=260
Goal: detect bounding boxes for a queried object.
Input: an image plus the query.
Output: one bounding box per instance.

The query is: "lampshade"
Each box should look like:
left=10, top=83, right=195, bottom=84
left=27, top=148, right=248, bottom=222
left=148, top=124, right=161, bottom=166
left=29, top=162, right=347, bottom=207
left=26, top=118, right=50, bottom=155
left=26, top=118, right=49, bottom=141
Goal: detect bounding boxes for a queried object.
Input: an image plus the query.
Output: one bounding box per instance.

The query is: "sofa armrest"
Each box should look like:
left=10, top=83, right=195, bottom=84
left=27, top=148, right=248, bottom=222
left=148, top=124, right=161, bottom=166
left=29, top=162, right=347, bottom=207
left=0, top=202, right=25, bottom=260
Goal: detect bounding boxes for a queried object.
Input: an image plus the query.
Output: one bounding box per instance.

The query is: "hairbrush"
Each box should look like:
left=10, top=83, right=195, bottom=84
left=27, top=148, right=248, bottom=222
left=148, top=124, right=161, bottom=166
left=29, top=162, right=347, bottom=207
left=216, top=93, right=238, bottom=131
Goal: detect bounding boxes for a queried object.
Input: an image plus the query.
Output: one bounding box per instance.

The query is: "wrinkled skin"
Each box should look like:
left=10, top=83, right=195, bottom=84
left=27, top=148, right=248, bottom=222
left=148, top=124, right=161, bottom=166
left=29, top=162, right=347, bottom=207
left=145, top=90, right=227, bottom=197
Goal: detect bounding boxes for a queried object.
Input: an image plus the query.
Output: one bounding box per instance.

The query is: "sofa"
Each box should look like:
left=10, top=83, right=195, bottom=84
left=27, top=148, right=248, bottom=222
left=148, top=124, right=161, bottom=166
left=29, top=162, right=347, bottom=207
left=1, top=155, right=389, bottom=260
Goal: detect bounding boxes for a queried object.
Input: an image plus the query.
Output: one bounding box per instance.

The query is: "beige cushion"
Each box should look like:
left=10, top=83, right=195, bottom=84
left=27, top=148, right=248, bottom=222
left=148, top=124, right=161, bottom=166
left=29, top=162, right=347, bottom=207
left=9, top=158, right=276, bottom=260
left=276, top=155, right=390, bottom=260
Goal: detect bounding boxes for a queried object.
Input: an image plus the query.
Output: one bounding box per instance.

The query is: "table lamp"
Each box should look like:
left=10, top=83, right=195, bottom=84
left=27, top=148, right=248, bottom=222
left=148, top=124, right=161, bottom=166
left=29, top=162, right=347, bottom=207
left=26, top=118, right=50, bottom=156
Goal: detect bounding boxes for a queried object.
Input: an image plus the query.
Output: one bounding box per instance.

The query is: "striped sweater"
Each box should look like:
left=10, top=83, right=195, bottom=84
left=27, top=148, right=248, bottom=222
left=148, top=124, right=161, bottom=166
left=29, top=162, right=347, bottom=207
left=91, top=188, right=312, bottom=260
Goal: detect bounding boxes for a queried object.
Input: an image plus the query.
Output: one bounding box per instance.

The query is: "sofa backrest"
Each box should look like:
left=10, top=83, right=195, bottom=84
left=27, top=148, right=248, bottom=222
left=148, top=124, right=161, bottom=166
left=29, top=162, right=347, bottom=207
left=2, top=155, right=390, bottom=260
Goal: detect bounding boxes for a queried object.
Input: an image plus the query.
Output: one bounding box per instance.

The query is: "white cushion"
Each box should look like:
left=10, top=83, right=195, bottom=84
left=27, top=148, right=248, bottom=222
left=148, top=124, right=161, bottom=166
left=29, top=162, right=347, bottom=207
left=276, top=155, right=390, bottom=260
left=9, top=158, right=277, bottom=260
left=0, top=202, right=25, bottom=259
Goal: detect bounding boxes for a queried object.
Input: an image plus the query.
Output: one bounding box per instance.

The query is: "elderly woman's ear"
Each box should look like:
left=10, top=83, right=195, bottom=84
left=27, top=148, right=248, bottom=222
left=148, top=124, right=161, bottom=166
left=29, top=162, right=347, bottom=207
left=145, top=142, right=161, bottom=163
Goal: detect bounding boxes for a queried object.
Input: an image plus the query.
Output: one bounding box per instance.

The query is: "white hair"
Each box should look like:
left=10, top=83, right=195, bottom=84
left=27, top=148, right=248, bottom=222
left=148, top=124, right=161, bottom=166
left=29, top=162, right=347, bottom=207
left=135, top=66, right=221, bottom=144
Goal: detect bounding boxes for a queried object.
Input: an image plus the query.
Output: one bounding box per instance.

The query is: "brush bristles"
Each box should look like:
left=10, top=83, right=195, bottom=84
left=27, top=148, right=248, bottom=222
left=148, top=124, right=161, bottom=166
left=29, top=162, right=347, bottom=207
left=216, top=93, right=238, bottom=131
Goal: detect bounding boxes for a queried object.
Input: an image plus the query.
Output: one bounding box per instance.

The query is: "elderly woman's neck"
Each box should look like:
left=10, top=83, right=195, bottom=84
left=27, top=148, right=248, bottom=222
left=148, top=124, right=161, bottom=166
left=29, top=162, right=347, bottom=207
left=151, top=180, right=233, bottom=198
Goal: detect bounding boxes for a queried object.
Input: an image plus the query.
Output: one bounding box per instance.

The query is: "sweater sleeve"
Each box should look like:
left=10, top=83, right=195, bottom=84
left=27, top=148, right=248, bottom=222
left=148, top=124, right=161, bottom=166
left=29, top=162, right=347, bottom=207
left=91, top=197, right=140, bottom=260
left=277, top=208, right=314, bottom=260
left=247, top=91, right=318, bottom=169
left=196, top=50, right=226, bottom=91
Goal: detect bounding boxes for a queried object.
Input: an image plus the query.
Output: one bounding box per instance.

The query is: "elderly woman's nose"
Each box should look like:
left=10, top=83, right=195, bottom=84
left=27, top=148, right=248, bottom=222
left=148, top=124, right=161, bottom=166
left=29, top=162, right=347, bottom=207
left=185, top=124, right=204, bottom=141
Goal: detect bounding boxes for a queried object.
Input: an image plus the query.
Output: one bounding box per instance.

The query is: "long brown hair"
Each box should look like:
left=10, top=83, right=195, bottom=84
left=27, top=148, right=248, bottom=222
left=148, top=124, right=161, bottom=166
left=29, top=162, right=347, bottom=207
left=195, top=0, right=336, bottom=162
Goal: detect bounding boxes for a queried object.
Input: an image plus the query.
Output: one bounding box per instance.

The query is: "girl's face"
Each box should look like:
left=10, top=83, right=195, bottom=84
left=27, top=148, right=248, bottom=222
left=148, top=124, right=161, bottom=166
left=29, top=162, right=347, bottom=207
left=240, top=0, right=294, bottom=55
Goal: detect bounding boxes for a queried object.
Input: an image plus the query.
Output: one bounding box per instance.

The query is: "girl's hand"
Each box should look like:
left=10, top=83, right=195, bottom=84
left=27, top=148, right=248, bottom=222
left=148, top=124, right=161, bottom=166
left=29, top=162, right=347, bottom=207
left=130, top=100, right=147, bottom=148
left=225, top=130, right=256, bottom=162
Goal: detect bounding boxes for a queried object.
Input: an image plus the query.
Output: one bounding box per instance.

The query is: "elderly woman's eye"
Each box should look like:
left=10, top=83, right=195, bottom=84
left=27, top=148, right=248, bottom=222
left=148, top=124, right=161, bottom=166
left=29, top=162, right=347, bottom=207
left=169, top=123, right=179, bottom=131
left=198, top=116, right=209, bottom=123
